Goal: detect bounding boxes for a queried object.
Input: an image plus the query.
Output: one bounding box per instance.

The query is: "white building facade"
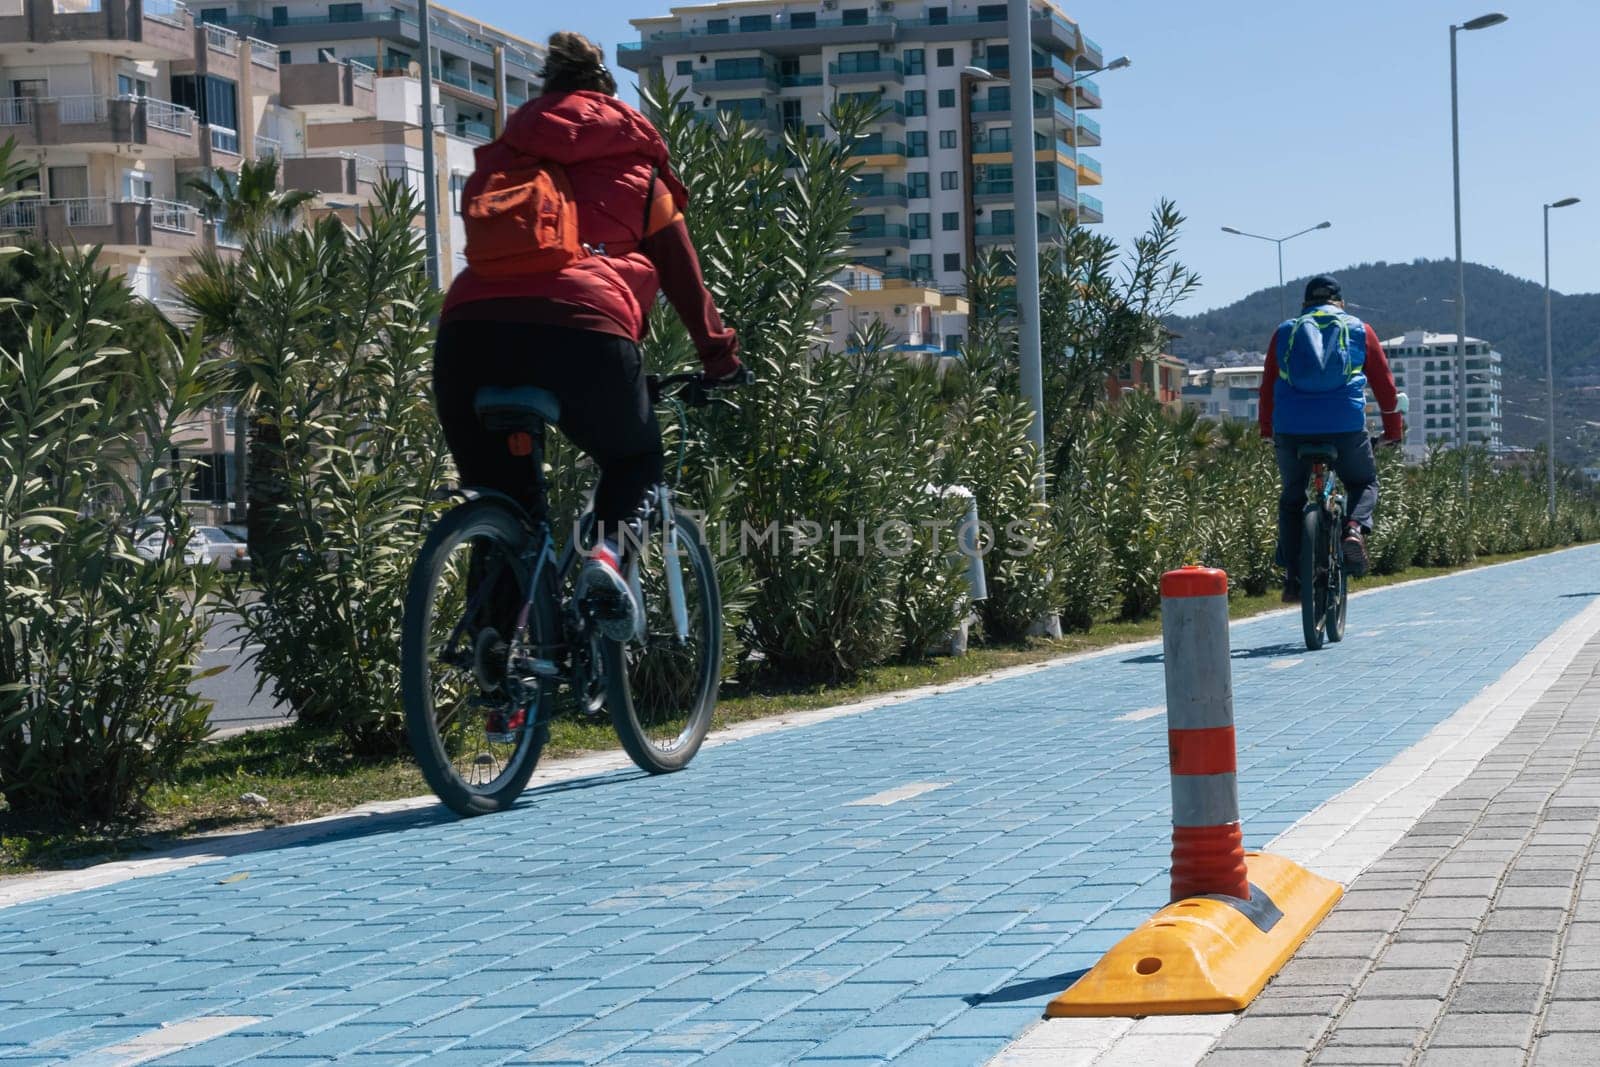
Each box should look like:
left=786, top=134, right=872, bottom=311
left=1381, top=330, right=1503, bottom=460
left=1183, top=365, right=1265, bottom=424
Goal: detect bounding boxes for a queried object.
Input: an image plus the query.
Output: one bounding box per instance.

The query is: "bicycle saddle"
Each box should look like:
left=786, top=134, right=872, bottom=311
left=1296, top=443, right=1339, bottom=462
left=474, top=386, right=561, bottom=431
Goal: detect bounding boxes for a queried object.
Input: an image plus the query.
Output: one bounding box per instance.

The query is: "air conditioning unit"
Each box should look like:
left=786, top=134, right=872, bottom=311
left=893, top=305, right=906, bottom=315
left=822, top=0, right=836, bottom=9
left=701, top=97, right=712, bottom=107
left=880, top=42, right=893, bottom=52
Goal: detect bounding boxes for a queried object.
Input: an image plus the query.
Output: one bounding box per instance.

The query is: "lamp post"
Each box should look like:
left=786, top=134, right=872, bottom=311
left=419, top=0, right=441, bottom=288
left=1006, top=0, right=1046, bottom=494
left=1220, top=221, right=1332, bottom=322
left=1450, top=11, right=1507, bottom=492
left=1544, top=196, right=1580, bottom=520
left=1065, top=55, right=1127, bottom=230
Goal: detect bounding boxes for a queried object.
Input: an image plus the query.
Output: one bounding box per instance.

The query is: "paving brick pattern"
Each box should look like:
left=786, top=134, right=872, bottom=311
left=0, top=548, right=1596, bottom=1066
left=1203, top=630, right=1600, bottom=1067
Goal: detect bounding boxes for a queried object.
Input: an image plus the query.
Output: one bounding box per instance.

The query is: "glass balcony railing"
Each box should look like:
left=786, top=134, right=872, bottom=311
left=1077, top=193, right=1103, bottom=215
left=699, top=62, right=773, bottom=83
left=1083, top=35, right=1104, bottom=58
left=880, top=266, right=936, bottom=287
left=1079, top=153, right=1102, bottom=176
left=627, top=14, right=895, bottom=47
left=1077, top=113, right=1101, bottom=138
left=830, top=57, right=902, bottom=77
left=853, top=181, right=909, bottom=199
left=778, top=73, right=823, bottom=88
left=849, top=222, right=910, bottom=240
left=973, top=174, right=1060, bottom=196
left=847, top=138, right=907, bottom=158
left=454, top=119, right=493, bottom=144
left=1074, top=76, right=1102, bottom=99
left=842, top=98, right=907, bottom=121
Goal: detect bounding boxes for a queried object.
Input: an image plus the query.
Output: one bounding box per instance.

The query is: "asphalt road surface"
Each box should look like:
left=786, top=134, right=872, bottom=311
left=195, top=616, right=290, bottom=735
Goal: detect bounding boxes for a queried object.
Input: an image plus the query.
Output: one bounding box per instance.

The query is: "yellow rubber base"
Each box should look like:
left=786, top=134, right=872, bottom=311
left=1047, top=851, right=1343, bottom=1016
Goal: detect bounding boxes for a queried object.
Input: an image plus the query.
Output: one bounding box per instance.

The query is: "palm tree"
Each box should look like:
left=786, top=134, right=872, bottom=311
left=181, top=156, right=315, bottom=526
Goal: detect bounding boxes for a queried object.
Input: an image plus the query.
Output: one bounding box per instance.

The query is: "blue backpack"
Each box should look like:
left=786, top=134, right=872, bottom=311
left=1278, top=307, right=1366, bottom=394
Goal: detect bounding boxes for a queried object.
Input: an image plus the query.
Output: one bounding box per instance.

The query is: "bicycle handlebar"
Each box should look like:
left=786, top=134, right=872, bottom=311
left=647, top=367, right=755, bottom=408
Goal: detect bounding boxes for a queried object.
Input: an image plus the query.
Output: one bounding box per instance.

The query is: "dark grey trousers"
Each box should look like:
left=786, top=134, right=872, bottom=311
left=1274, top=430, right=1378, bottom=571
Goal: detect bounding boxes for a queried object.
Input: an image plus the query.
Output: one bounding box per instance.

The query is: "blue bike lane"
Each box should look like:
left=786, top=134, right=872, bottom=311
left=3, top=546, right=1598, bottom=1067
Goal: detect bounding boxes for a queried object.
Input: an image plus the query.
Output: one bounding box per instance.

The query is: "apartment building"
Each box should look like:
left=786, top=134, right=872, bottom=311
left=1183, top=365, right=1266, bottom=424
left=1104, top=350, right=1185, bottom=415
left=618, top=0, right=1107, bottom=355
left=0, top=0, right=541, bottom=521
left=826, top=264, right=968, bottom=358
left=1381, top=330, right=1503, bottom=459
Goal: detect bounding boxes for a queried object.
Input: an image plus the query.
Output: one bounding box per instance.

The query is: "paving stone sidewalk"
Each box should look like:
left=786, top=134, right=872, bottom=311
left=1204, top=632, right=1600, bottom=1067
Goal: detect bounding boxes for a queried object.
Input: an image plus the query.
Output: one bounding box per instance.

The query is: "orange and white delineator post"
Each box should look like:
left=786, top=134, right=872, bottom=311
left=1049, top=566, right=1343, bottom=1016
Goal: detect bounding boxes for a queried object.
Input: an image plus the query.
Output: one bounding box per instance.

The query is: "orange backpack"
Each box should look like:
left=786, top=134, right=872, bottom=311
left=462, top=158, right=583, bottom=279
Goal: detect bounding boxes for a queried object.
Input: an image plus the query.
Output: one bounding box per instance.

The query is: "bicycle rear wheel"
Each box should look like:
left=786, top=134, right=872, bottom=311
left=1300, top=508, right=1327, bottom=651
left=402, top=498, right=552, bottom=815
left=603, top=511, right=721, bottom=774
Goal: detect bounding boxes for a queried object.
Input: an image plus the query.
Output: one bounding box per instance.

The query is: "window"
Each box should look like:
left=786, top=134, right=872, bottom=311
left=739, top=14, right=771, bottom=31
left=928, top=6, right=948, bottom=26
left=790, top=11, right=816, bottom=29
left=47, top=165, right=88, bottom=200
left=940, top=170, right=959, bottom=191
left=936, top=47, right=955, bottom=68
left=937, top=88, right=955, bottom=109
left=943, top=252, right=961, bottom=272
left=117, top=74, right=150, bottom=97
left=941, top=211, right=960, bottom=231
left=904, top=90, right=926, bottom=117
left=944, top=333, right=963, bottom=352
left=199, top=7, right=227, bottom=23
left=328, top=3, right=363, bottom=22
left=907, top=172, right=929, bottom=199
left=171, top=74, right=240, bottom=133
left=977, top=3, right=1006, bottom=20
left=910, top=253, right=932, bottom=275
left=779, top=56, right=800, bottom=76
left=904, top=49, right=925, bottom=76
left=909, top=213, right=931, bottom=240
left=938, top=129, right=957, bottom=150
left=188, top=453, right=230, bottom=503
left=906, top=131, right=927, bottom=158
left=986, top=85, right=1010, bottom=109
left=706, top=17, right=729, bottom=33
left=842, top=8, right=868, bottom=26
left=279, top=50, right=292, bottom=65
left=676, top=59, right=692, bottom=75
left=11, top=78, right=46, bottom=100
left=450, top=172, right=467, bottom=213
left=271, top=5, right=288, bottom=25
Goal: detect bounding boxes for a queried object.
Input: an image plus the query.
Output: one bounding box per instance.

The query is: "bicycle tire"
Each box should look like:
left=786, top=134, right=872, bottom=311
left=1300, top=508, right=1326, bottom=651
left=402, top=498, right=553, bottom=816
left=603, top=511, right=721, bottom=774
left=1326, top=504, right=1348, bottom=643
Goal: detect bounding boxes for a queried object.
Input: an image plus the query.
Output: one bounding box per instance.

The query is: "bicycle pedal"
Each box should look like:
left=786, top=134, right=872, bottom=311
left=512, top=656, right=562, bottom=678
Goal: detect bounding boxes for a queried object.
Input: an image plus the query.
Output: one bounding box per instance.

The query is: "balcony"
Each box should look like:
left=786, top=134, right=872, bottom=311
left=1080, top=35, right=1105, bottom=69
left=452, top=118, right=493, bottom=145
left=692, top=64, right=778, bottom=95
left=777, top=73, right=823, bottom=89
left=1077, top=153, right=1102, bottom=186
left=845, top=137, right=907, bottom=167
left=972, top=216, right=1065, bottom=246
left=433, top=65, right=497, bottom=105
left=617, top=14, right=897, bottom=70
left=280, top=60, right=378, bottom=120
left=840, top=95, right=906, bottom=126
left=829, top=56, right=903, bottom=87
left=0, top=0, right=193, bottom=61
left=852, top=180, right=909, bottom=208
left=6, top=95, right=197, bottom=157
left=1074, top=76, right=1102, bottom=109
left=283, top=153, right=381, bottom=205
left=1076, top=113, right=1101, bottom=147
left=244, top=9, right=419, bottom=47
left=847, top=219, right=910, bottom=250
left=1076, top=193, right=1103, bottom=223
left=0, top=195, right=200, bottom=255
left=972, top=172, right=1064, bottom=203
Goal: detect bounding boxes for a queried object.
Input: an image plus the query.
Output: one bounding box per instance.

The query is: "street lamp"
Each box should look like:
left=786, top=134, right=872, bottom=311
left=418, top=0, right=441, bottom=288
left=1220, top=221, right=1332, bottom=321
left=1449, top=11, right=1507, bottom=488
left=1544, top=196, right=1580, bottom=520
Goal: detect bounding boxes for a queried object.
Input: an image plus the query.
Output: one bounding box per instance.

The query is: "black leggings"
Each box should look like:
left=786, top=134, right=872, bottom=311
left=433, top=320, right=664, bottom=525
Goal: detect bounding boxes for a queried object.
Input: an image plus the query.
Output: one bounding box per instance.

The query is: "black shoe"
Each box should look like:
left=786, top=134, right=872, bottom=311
left=1342, top=522, right=1369, bottom=577
left=1281, top=578, right=1301, bottom=605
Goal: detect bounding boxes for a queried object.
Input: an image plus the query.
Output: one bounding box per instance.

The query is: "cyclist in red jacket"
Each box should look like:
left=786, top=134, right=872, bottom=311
left=1259, top=276, right=1404, bottom=603
left=434, top=32, right=741, bottom=642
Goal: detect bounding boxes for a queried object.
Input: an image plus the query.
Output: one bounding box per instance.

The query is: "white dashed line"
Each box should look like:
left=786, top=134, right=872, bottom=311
left=67, top=1016, right=262, bottom=1066
left=1114, top=706, right=1165, bottom=723
left=846, top=782, right=951, bottom=806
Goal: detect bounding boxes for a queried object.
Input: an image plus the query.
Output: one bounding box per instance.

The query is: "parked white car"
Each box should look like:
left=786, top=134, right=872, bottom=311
left=136, top=526, right=250, bottom=571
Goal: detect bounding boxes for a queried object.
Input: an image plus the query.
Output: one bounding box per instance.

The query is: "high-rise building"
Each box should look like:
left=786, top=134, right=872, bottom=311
left=0, top=0, right=542, bottom=520
left=617, top=0, right=1106, bottom=355
left=1381, top=330, right=1503, bottom=459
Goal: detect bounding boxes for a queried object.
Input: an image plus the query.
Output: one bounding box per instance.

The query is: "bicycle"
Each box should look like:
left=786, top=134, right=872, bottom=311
left=1297, top=401, right=1406, bottom=651
left=401, top=369, right=749, bottom=816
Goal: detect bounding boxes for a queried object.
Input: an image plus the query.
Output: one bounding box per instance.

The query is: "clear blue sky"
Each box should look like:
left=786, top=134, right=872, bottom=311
left=472, top=0, right=1598, bottom=314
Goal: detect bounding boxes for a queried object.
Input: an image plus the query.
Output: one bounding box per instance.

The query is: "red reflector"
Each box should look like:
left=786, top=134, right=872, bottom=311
left=508, top=432, right=533, bottom=457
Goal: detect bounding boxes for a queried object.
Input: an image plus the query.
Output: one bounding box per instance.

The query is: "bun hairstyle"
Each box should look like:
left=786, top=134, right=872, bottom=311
left=540, top=31, right=618, bottom=97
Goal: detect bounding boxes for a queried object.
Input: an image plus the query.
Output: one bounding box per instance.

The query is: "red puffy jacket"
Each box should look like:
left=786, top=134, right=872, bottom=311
left=442, top=91, right=738, bottom=374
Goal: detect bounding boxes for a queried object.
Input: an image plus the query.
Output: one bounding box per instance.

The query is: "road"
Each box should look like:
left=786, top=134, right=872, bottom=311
left=195, top=616, right=289, bottom=735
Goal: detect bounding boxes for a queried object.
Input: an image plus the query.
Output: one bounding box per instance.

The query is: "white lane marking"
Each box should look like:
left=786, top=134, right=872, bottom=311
left=66, top=1016, right=262, bottom=1066
left=1115, top=706, right=1165, bottom=722
left=1268, top=658, right=1303, bottom=670
left=847, top=781, right=951, bottom=807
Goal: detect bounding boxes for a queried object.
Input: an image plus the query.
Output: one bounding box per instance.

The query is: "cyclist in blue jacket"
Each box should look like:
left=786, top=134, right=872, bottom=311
left=1259, top=276, right=1405, bottom=603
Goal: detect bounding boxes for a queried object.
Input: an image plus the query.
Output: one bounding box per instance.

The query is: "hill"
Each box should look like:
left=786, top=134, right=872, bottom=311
left=1165, top=259, right=1600, bottom=465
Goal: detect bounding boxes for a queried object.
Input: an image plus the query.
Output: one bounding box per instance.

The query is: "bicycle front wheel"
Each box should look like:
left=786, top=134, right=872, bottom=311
left=1300, top=508, right=1326, bottom=651
left=603, top=511, right=721, bottom=774
left=402, top=498, right=551, bottom=815
left=1326, top=506, right=1348, bottom=643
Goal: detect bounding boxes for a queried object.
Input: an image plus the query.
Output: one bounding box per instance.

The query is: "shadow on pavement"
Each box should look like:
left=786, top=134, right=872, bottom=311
left=965, top=969, right=1090, bottom=1006
left=1558, top=592, right=1600, bottom=598
left=1124, top=640, right=1305, bottom=666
